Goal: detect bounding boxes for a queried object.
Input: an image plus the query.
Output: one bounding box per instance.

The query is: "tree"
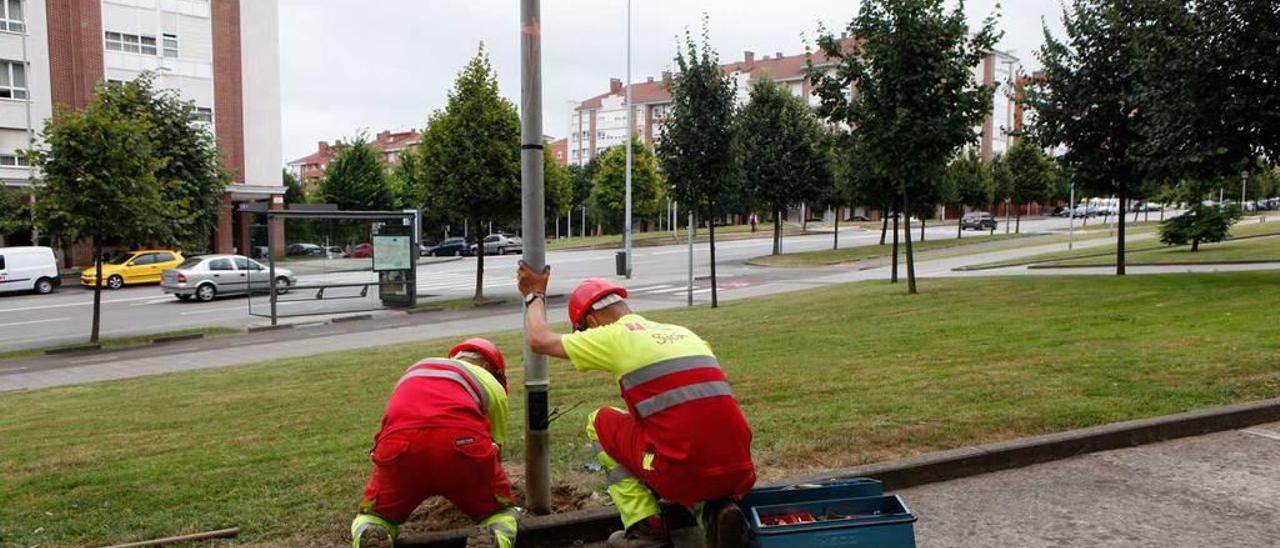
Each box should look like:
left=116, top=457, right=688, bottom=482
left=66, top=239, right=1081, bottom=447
left=568, top=157, right=599, bottom=236
left=1027, top=1, right=1150, bottom=275
left=283, top=169, right=305, bottom=204
left=591, top=140, right=663, bottom=232
left=811, top=0, right=999, bottom=293
left=1159, top=180, right=1242, bottom=251
left=0, top=187, right=30, bottom=238
left=657, top=17, right=738, bottom=307
left=943, top=151, right=994, bottom=238
left=99, top=75, right=227, bottom=252
left=29, top=90, right=166, bottom=343
left=1003, top=139, right=1054, bottom=233
left=544, top=143, right=572, bottom=232
left=417, top=44, right=521, bottom=302
left=319, top=134, right=395, bottom=211
left=735, top=78, right=830, bottom=255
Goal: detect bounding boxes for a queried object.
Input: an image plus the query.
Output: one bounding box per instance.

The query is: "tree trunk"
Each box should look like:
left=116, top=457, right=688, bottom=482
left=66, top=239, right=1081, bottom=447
left=708, top=205, right=718, bottom=309
left=1145, top=209, right=1150, bottom=223
left=772, top=206, right=782, bottom=255
left=1192, top=238, right=1200, bottom=252
left=891, top=210, right=900, bottom=284
left=833, top=207, right=840, bottom=251
left=920, top=218, right=926, bottom=242
left=1005, top=203, right=1012, bottom=234
left=879, top=213, right=889, bottom=245
left=1116, top=186, right=1127, bottom=276
left=903, top=193, right=917, bottom=294
left=1015, top=203, right=1022, bottom=234
left=474, top=237, right=485, bottom=302
left=1133, top=207, right=1140, bottom=224
left=957, top=214, right=963, bottom=239
left=91, top=243, right=103, bottom=343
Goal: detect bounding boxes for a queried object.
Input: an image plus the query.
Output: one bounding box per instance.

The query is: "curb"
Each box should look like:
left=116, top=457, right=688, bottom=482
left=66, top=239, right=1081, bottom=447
left=1028, top=259, right=1280, bottom=270
left=403, top=397, right=1280, bottom=547
left=150, top=333, right=205, bottom=345
left=44, top=343, right=101, bottom=355
left=331, top=314, right=374, bottom=324
left=246, top=324, right=295, bottom=333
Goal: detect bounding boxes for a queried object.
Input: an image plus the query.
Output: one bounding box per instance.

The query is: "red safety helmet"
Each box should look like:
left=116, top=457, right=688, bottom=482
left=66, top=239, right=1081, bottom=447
left=450, top=338, right=507, bottom=391
left=569, top=278, right=629, bottom=331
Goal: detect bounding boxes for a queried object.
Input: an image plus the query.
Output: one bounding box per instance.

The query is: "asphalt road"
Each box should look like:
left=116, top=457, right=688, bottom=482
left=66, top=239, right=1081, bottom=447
left=0, top=214, right=1166, bottom=353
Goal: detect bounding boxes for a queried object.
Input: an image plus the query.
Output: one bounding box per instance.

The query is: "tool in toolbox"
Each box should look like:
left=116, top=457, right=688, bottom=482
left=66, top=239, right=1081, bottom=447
left=741, top=477, right=918, bottom=548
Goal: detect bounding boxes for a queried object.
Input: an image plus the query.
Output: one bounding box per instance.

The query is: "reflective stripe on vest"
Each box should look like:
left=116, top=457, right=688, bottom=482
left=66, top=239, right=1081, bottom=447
left=633, top=380, right=734, bottom=418
left=620, top=355, right=722, bottom=390
left=396, top=359, right=490, bottom=414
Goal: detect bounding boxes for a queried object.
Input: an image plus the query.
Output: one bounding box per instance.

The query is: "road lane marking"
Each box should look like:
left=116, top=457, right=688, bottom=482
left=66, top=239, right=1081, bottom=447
left=632, top=284, right=674, bottom=292
left=179, top=306, right=246, bottom=316
left=0, top=365, right=29, bottom=373
left=647, top=287, right=693, bottom=294
left=0, top=318, right=69, bottom=328
left=0, top=294, right=162, bottom=313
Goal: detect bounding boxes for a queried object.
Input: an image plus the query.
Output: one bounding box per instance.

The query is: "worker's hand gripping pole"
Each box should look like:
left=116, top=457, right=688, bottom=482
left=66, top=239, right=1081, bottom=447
left=519, top=0, right=552, bottom=515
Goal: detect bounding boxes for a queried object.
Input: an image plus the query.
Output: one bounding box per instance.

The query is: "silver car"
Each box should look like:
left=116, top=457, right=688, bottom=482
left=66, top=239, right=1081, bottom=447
left=162, top=254, right=296, bottom=302
left=470, top=234, right=524, bottom=255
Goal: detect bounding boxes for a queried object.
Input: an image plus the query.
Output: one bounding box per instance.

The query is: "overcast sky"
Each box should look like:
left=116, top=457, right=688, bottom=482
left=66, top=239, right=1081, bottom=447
left=279, top=0, right=1066, bottom=163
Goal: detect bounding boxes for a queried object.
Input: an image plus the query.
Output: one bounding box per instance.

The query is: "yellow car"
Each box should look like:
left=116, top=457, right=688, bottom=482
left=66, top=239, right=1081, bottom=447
left=81, top=250, right=185, bottom=290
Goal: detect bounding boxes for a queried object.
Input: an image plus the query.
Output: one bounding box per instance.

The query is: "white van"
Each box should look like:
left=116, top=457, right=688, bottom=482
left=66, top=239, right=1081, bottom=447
left=0, top=246, right=61, bottom=295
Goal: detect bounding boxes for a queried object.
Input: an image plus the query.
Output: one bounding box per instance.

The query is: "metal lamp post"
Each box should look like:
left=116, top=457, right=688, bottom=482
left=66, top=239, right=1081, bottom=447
left=623, top=0, right=633, bottom=278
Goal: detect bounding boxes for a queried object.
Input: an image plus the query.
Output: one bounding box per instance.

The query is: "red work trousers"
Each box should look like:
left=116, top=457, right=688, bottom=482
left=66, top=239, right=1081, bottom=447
left=360, top=427, right=515, bottom=524
left=593, top=407, right=755, bottom=507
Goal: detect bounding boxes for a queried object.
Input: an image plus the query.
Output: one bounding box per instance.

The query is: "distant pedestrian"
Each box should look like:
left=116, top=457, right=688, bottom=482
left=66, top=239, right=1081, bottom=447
left=749, top=213, right=758, bottom=232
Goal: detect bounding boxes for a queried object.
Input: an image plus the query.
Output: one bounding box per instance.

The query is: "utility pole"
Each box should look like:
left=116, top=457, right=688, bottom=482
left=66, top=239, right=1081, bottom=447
left=687, top=212, right=694, bottom=306
left=1241, top=169, right=1249, bottom=212
left=623, top=0, right=634, bottom=278
left=519, top=0, right=551, bottom=515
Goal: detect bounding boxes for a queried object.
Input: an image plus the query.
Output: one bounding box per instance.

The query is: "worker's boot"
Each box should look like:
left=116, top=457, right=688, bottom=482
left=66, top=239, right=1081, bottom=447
left=351, top=514, right=396, bottom=548
left=702, top=498, right=753, bottom=548
left=465, top=527, right=497, bottom=548
left=606, top=516, right=673, bottom=548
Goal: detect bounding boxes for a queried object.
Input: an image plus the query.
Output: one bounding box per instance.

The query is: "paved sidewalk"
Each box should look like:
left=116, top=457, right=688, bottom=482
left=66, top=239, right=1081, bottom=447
left=901, top=421, right=1280, bottom=547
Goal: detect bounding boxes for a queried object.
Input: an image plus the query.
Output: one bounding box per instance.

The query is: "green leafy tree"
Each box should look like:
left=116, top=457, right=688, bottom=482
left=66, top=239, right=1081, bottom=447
left=810, top=0, right=999, bottom=293
left=591, top=140, right=664, bottom=232
left=1027, top=0, right=1151, bottom=275
left=943, top=150, right=994, bottom=238
left=544, top=143, right=572, bottom=230
left=567, top=158, right=599, bottom=236
left=319, top=134, right=395, bottom=211
left=1159, top=180, right=1242, bottom=251
left=283, top=169, right=305, bottom=204
left=416, top=45, right=521, bottom=301
left=1003, top=139, right=1054, bottom=233
left=99, top=74, right=228, bottom=252
left=0, top=187, right=30, bottom=238
left=29, top=92, right=166, bottom=343
left=735, top=78, right=830, bottom=255
left=658, top=16, right=738, bottom=307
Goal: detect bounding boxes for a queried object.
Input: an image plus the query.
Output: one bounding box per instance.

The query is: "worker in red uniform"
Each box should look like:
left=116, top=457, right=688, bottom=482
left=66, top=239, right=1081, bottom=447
left=517, top=262, right=756, bottom=548
left=351, top=338, right=519, bottom=548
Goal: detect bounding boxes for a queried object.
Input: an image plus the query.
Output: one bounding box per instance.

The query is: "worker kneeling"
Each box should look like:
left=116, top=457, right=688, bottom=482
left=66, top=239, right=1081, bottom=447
left=518, top=263, right=756, bottom=548
left=351, top=338, right=519, bottom=548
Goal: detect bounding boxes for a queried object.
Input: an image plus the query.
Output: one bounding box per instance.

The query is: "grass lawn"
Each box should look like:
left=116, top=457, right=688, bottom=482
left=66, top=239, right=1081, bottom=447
left=0, top=327, right=241, bottom=361
left=963, top=220, right=1280, bottom=270
left=1050, top=234, right=1280, bottom=266
left=4, top=273, right=1280, bottom=545
left=545, top=223, right=808, bottom=251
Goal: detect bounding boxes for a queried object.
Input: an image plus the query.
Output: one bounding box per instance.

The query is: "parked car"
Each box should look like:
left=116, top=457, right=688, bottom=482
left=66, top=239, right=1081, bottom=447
left=429, top=237, right=474, bottom=257
left=162, top=254, right=296, bottom=302
left=471, top=234, right=523, bottom=255
left=0, top=246, right=61, bottom=295
left=324, top=245, right=346, bottom=258
left=848, top=214, right=872, bottom=222
left=960, top=212, right=998, bottom=231
left=81, top=249, right=184, bottom=290
left=286, top=243, right=324, bottom=257
left=350, top=243, right=374, bottom=259
left=1050, top=206, right=1072, bottom=217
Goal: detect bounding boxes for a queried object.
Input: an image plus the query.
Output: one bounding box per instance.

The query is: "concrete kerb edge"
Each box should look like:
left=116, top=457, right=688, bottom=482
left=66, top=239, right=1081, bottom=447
left=1028, top=259, right=1280, bottom=270
left=402, top=397, right=1280, bottom=547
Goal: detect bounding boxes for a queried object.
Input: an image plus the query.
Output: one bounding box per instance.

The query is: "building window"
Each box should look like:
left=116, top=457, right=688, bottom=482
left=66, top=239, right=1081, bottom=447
left=105, top=31, right=160, bottom=56
left=195, top=107, right=213, bottom=123
left=0, top=0, right=24, bottom=33
left=0, top=153, right=30, bottom=166
left=162, top=34, right=178, bottom=58
left=0, top=60, right=27, bottom=99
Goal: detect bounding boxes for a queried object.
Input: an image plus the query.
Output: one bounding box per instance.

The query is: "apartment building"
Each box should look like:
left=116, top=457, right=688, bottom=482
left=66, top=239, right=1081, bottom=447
left=0, top=0, right=281, bottom=261
left=287, top=129, right=422, bottom=190
left=567, top=43, right=1021, bottom=166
